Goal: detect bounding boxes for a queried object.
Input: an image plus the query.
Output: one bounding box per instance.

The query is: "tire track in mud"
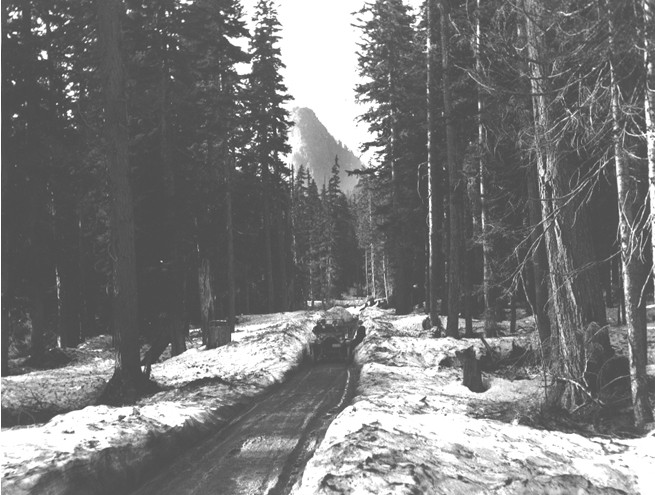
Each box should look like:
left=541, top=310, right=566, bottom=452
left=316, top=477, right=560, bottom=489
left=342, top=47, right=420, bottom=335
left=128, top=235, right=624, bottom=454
left=130, top=362, right=358, bottom=495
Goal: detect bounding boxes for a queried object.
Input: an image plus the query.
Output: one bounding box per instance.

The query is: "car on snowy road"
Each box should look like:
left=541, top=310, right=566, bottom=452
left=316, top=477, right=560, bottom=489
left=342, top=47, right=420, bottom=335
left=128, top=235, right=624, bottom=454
left=309, top=318, right=365, bottom=363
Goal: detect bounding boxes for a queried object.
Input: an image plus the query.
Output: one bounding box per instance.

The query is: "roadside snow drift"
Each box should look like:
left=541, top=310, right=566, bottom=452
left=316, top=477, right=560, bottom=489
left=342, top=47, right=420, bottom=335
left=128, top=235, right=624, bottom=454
left=2, top=312, right=316, bottom=495
left=291, top=310, right=655, bottom=495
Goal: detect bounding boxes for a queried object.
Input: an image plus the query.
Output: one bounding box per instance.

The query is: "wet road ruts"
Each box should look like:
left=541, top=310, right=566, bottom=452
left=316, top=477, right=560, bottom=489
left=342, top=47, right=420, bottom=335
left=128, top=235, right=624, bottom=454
left=131, top=363, right=354, bottom=495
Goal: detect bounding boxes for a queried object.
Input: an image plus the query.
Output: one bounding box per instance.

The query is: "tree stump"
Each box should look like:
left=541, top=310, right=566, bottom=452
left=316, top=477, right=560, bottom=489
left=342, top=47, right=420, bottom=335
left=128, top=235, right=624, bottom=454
left=207, top=320, right=231, bottom=349
left=456, top=347, right=485, bottom=393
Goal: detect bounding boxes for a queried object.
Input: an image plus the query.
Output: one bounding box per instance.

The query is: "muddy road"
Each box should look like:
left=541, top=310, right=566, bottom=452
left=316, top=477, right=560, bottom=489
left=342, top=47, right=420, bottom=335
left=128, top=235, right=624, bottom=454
left=131, top=363, right=356, bottom=495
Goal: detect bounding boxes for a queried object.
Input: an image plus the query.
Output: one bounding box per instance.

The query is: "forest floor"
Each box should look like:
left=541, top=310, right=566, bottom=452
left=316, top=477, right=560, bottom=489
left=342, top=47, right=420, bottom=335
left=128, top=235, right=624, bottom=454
left=2, top=306, right=655, bottom=494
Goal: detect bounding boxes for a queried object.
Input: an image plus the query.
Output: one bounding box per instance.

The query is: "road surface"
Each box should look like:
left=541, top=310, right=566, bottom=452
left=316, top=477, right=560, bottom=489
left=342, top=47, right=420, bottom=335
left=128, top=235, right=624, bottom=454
left=131, top=363, right=355, bottom=495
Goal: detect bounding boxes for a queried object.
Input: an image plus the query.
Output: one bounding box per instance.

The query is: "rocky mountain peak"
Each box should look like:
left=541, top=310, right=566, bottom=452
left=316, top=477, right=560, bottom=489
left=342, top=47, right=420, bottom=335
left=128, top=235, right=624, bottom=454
left=287, top=107, right=362, bottom=193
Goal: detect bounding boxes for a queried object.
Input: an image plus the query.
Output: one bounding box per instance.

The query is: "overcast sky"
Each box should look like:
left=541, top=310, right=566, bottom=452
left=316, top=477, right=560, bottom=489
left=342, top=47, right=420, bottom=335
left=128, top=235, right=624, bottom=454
left=241, top=0, right=423, bottom=161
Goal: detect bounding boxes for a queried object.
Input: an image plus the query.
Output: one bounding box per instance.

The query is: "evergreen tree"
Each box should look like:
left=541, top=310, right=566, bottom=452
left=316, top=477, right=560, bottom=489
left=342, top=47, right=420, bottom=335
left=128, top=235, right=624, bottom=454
left=355, top=0, right=427, bottom=314
left=246, top=0, right=292, bottom=312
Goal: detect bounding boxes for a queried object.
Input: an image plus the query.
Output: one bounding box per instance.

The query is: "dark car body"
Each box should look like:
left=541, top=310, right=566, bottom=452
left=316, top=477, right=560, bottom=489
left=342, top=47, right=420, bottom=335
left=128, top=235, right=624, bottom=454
left=309, top=318, right=362, bottom=363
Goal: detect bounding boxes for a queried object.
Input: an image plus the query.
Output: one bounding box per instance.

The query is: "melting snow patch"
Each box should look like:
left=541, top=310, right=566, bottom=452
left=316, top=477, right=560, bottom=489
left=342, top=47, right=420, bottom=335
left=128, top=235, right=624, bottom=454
left=292, top=308, right=654, bottom=495
left=2, top=311, right=316, bottom=495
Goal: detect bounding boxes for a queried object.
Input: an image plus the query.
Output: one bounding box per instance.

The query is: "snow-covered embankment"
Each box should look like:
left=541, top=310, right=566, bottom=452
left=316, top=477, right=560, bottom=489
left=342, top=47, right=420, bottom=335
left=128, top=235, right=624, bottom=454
left=2, top=312, right=316, bottom=495
left=292, top=309, right=655, bottom=494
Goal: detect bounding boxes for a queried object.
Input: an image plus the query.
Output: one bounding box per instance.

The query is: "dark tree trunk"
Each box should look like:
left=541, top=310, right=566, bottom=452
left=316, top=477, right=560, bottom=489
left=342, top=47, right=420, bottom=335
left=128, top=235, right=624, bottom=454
left=21, top=0, right=52, bottom=363
left=463, top=211, right=474, bottom=338
left=262, top=162, right=275, bottom=313
left=225, top=156, right=236, bottom=332
left=79, top=223, right=100, bottom=339
left=457, top=347, right=485, bottom=393
left=198, top=257, right=213, bottom=346
left=474, top=0, right=500, bottom=338
left=509, top=292, right=517, bottom=334
left=275, top=209, right=289, bottom=311
left=97, top=0, right=143, bottom=402
left=426, top=0, right=444, bottom=329
left=440, top=0, right=462, bottom=338
left=2, top=296, right=9, bottom=376
left=159, top=34, right=186, bottom=358
left=53, top=185, right=82, bottom=348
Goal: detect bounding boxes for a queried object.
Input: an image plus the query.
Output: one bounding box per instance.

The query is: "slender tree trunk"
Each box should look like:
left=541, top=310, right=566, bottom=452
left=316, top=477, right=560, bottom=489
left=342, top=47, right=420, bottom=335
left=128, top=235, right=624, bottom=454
left=97, top=0, right=143, bottom=401
left=382, top=254, right=390, bottom=302
left=22, top=0, right=49, bottom=363
left=262, top=161, right=275, bottom=313
left=644, top=0, right=655, bottom=283
left=225, top=156, right=236, bottom=332
left=608, top=3, right=653, bottom=428
left=2, top=295, right=9, bottom=376
left=369, top=192, right=377, bottom=298
left=198, top=257, right=213, bottom=345
left=476, top=0, right=500, bottom=337
left=53, top=188, right=82, bottom=348
left=275, top=208, right=289, bottom=311
left=440, top=0, right=462, bottom=338
left=159, top=27, right=186, bottom=358
left=427, top=0, right=444, bottom=329
left=80, top=221, right=99, bottom=339
left=364, top=249, right=369, bottom=297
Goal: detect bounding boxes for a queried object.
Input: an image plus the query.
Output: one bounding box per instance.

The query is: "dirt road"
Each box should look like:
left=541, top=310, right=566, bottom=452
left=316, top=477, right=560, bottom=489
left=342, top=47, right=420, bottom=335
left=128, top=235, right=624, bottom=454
left=130, top=363, right=355, bottom=495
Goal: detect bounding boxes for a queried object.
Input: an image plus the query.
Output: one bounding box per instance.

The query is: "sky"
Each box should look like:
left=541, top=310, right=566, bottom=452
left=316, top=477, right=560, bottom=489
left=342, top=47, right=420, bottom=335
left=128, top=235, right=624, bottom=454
left=241, top=0, right=423, bottom=161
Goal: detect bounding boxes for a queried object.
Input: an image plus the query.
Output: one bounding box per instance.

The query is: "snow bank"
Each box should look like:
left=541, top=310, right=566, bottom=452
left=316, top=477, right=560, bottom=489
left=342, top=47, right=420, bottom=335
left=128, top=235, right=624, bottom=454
left=292, top=308, right=654, bottom=495
left=2, top=311, right=315, bottom=495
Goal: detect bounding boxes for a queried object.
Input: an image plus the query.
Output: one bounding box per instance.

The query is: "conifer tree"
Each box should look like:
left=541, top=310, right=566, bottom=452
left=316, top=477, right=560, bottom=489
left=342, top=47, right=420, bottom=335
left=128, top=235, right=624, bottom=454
left=355, top=0, right=426, bottom=314
left=247, top=0, right=292, bottom=312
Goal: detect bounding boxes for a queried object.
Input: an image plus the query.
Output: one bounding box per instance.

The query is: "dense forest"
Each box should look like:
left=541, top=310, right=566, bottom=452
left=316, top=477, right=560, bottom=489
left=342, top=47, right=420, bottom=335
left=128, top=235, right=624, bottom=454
left=2, top=0, right=654, bottom=428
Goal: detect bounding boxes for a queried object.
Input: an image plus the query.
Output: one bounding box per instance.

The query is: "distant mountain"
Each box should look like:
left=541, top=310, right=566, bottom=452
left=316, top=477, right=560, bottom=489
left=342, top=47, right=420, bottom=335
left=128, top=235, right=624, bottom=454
left=287, top=107, right=362, bottom=193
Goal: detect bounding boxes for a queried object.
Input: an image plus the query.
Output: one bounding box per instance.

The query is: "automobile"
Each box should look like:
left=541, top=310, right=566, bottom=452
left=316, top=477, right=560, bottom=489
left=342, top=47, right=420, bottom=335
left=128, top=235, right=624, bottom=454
left=309, top=318, right=362, bottom=363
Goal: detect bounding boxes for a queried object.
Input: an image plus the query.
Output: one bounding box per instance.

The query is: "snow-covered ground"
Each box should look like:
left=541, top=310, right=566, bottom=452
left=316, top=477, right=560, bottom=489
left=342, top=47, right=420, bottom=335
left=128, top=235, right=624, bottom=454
left=291, top=309, right=655, bottom=494
left=1, top=311, right=320, bottom=495
left=2, top=306, right=654, bottom=494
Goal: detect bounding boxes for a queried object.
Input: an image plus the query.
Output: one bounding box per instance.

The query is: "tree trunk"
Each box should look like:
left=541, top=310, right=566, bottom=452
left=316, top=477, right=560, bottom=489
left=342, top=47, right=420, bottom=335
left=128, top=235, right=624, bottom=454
left=97, top=0, right=143, bottom=402
left=262, top=161, right=275, bottom=313
left=427, top=0, right=444, bottom=329
left=527, top=164, right=551, bottom=344
left=644, top=0, right=655, bottom=283
left=22, top=1, right=42, bottom=362
left=364, top=249, right=369, bottom=297
left=608, top=3, right=653, bottom=429
left=158, top=20, right=187, bottom=358
left=524, top=0, right=607, bottom=410
left=382, top=254, right=390, bottom=302
left=457, top=347, right=485, bottom=392
left=440, top=0, right=462, bottom=338
left=369, top=192, right=377, bottom=298
left=275, top=208, right=289, bottom=311
left=2, top=296, right=9, bottom=376
left=53, top=188, right=82, bottom=348
left=225, top=156, right=236, bottom=332
left=475, top=0, right=500, bottom=338
left=198, top=257, right=213, bottom=345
